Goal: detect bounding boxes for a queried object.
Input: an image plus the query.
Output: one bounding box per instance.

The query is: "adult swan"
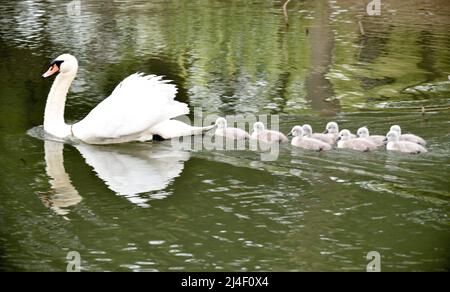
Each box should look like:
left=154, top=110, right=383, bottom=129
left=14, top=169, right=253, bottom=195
left=42, top=54, right=213, bottom=144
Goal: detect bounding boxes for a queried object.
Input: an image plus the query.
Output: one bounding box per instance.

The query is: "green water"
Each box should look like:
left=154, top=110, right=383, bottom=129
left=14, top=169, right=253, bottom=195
left=0, top=0, right=449, bottom=271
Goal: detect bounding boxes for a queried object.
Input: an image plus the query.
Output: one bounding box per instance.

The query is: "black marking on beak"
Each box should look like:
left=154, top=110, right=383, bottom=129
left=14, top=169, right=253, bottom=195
left=287, top=132, right=293, bottom=137
left=336, top=136, right=341, bottom=142
left=323, top=129, right=329, bottom=134
left=50, top=59, right=64, bottom=69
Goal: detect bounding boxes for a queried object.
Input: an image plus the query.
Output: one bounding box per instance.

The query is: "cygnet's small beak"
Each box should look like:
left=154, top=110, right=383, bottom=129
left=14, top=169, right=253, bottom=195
left=383, top=137, right=388, bottom=143
left=287, top=132, right=293, bottom=137
left=323, top=129, right=329, bottom=134
left=336, top=136, right=341, bottom=142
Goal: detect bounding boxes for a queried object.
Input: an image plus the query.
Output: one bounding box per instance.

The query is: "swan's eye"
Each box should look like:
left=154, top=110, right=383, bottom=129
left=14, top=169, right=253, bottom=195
left=50, top=60, right=64, bottom=69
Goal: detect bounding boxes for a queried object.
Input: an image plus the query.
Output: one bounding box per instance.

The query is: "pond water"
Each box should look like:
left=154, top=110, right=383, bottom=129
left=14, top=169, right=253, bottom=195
left=0, top=0, right=449, bottom=271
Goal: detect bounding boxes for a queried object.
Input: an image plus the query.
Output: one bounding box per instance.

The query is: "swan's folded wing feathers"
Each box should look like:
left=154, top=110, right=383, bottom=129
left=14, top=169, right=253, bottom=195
left=73, top=73, right=188, bottom=141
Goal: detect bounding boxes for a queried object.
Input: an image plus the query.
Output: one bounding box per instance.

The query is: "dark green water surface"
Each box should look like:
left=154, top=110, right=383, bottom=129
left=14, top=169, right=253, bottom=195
left=0, top=0, right=449, bottom=271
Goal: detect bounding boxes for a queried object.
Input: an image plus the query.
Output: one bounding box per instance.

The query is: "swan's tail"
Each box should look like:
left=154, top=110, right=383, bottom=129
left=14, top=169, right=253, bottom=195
left=188, top=124, right=216, bottom=135
left=165, top=100, right=189, bottom=120
left=149, top=120, right=215, bottom=140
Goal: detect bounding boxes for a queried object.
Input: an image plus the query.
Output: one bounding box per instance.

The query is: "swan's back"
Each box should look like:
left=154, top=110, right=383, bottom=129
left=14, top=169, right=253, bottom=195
left=400, top=134, right=427, bottom=146
left=311, top=133, right=335, bottom=145
left=338, top=138, right=377, bottom=152
left=253, top=130, right=288, bottom=143
left=216, top=127, right=249, bottom=140
left=73, top=74, right=188, bottom=144
left=292, top=136, right=331, bottom=151
left=387, top=141, right=427, bottom=154
left=364, top=135, right=385, bottom=147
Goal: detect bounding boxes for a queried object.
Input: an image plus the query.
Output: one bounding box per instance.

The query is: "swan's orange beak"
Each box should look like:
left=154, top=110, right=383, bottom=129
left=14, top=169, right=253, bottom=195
left=42, top=64, right=60, bottom=78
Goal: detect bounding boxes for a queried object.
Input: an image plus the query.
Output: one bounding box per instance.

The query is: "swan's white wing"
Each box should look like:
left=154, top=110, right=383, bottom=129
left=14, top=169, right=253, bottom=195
left=73, top=73, right=188, bottom=143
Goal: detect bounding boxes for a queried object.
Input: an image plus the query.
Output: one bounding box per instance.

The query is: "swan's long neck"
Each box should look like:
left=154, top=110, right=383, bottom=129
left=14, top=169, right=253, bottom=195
left=44, top=71, right=76, bottom=138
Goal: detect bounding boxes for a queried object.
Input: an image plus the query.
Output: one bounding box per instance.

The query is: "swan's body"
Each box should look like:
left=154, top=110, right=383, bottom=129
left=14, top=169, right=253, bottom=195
left=290, top=126, right=331, bottom=151
left=337, top=129, right=377, bottom=152
left=390, top=125, right=426, bottom=146
left=214, top=118, right=249, bottom=140
left=357, top=127, right=385, bottom=147
left=385, top=131, right=427, bottom=154
left=251, top=122, right=288, bottom=143
left=42, top=54, right=211, bottom=144
left=302, top=124, right=335, bottom=145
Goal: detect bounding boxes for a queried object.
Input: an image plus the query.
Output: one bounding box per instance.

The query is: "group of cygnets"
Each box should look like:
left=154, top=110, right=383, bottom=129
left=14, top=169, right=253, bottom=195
left=214, top=118, right=428, bottom=154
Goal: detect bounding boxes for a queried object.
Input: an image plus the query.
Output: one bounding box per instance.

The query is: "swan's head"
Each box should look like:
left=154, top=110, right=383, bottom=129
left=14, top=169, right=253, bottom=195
left=336, top=129, right=351, bottom=142
left=253, top=122, right=265, bottom=133
left=215, top=117, right=227, bottom=129
left=385, top=130, right=399, bottom=143
left=324, top=122, right=339, bottom=134
left=390, top=125, right=401, bottom=135
left=42, top=54, right=78, bottom=78
left=301, top=124, right=313, bottom=136
left=357, top=126, right=369, bottom=138
left=289, top=126, right=303, bottom=137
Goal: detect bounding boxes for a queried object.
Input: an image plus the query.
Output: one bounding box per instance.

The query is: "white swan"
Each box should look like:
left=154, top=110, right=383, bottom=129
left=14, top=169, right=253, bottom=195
left=389, top=125, right=426, bottom=146
left=290, top=126, right=331, bottom=151
left=302, top=124, right=335, bottom=145
left=337, top=129, right=377, bottom=152
left=214, top=117, right=249, bottom=140
left=251, top=122, right=288, bottom=143
left=41, top=54, right=212, bottom=144
left=385, top=131, right=427, bottom=154
left=357, top=127, right=385, bottom=147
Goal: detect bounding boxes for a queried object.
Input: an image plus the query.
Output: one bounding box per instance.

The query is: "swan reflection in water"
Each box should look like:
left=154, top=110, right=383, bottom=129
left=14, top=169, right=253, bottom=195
left=75, top=142, right=190, bottom=207
left=41, top=139, right=190, bottom=215
left=42, top=140, right=82, bottom=217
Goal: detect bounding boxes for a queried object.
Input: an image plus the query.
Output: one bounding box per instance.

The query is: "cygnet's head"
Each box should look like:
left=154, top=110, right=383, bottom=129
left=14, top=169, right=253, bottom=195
left=289, top=126, right=304, bottom=137
left=215, top=117, right=227, bottom=129
left=301, top=124, right=313, bottom=136
left=324, top=122, right=339, bottom=134
left=390, top=125, right=401, bottom=135
left=336, top=129, right=352, bottom=142
left=385, top=130, right=400, bottom=143
left=357, top=127, right=370, bottom=138
left=42, top=54, right=78, bottom=78
left=253, top=122, right=265, bottom=133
